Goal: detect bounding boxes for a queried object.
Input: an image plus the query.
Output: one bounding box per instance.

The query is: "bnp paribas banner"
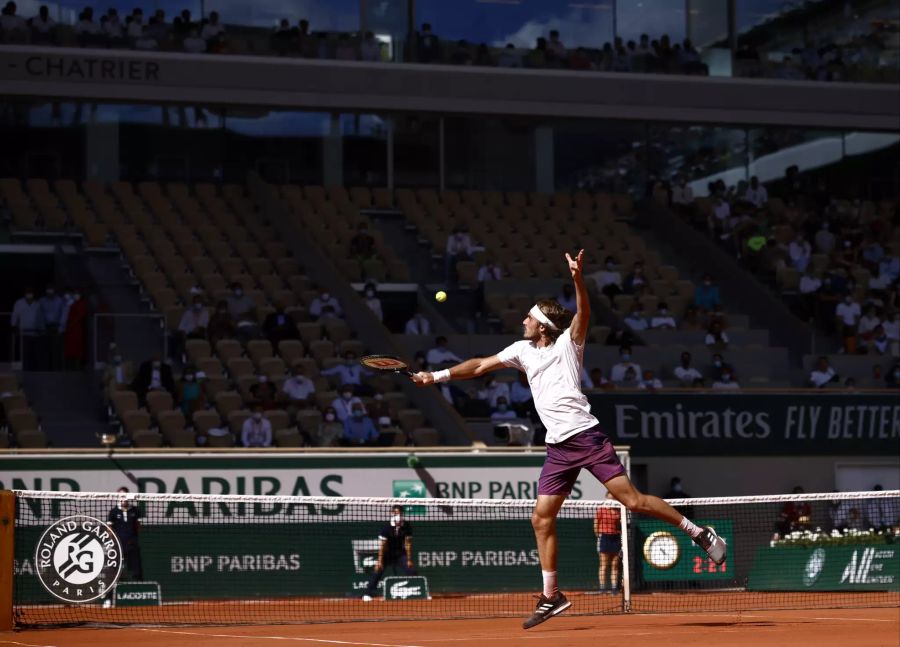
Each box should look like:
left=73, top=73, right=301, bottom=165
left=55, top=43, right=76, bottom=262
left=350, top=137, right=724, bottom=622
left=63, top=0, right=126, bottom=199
left=589, top=392, right=899, bottom=455
left=0, top=450, right=629, bottom=518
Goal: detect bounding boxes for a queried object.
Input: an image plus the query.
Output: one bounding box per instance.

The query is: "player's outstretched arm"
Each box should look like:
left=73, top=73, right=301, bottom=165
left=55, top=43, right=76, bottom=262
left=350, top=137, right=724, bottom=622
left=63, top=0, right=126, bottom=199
left=566, top=249, right=589, bottom=345
left=411, top=355, right=505, bottom=386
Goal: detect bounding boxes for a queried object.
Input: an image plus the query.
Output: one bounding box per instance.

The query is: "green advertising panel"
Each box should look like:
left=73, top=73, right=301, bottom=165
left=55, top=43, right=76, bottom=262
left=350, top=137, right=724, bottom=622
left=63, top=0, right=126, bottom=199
left=15, top=518, right=603, bottom=604
left=636, top=519, right=733, bottom=582
left=749, top=544, right=899, bottom=592
left=590, top=392, right=899, bottom=455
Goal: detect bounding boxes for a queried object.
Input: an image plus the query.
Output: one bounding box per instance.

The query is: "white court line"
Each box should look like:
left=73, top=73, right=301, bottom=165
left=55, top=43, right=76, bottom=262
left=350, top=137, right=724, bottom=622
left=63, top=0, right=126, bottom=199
left=741, top=613, right=897, bottom=623
left=139, top=628, right=423, bottom=647
left=0, top=640, right=58, bottom=647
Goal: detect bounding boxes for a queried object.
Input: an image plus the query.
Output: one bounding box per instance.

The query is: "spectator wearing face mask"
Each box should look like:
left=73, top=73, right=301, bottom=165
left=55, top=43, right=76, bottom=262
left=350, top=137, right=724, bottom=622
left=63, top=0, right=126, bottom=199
left=711, top=370, right=740, bottom=390
left=342, top=402, right=379, bottom=446
left=650, top=302, right=676, bottom=330
left=131, top=356, right=175, bottom=405
left=622, top=262, right=647, bottom=295
left=707, top=353, right=733, bottom=382
left=694, top=274, right=721, bottom=312
left=11, top=286, right=44, bottom=370
left=310, top=407, right=344, bottom=446
left=589, top=255, right=623, bottom=300
left=207, top=300, right=236, bottom=346
left=673, top=351, right=702, bottom=386
left=282, top=364, right=316, bottom=415
left=226, top=282, right=255, bottom=321
left=309, top=289, right=343, bottom=319
left=623, top=303, right=648, bottom=332
left=638, top=369, right=663, bottom=391
left=363, top=283, right=383, bottom=322
left=331, top=386, right=363, bottom=422
left=477, top=374, right=511, bottom=409
left=445, top=226, right=474, bottom=285
left=322, top=351, right=372, bottom=392
left=250, top=374, right=278, bottom=410
left=610, top=346, right=641, bottom=383
left=262, top=303, right=299, bottom=347
left=619, top=366, right=642, bottom=388
left=404, top=310, right=431, bottom=335
left=490, top=396, right=517, bottom=422
left=102, top=348, right=134, bottom=403
left=242, top=406, right=273, bottom=447
left=176, top=365, right=207, bottom=416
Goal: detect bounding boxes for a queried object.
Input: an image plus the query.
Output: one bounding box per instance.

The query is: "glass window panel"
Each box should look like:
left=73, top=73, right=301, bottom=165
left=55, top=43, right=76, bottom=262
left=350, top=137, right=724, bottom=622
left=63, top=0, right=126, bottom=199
left=688, top=0, right=728, bottom=48
left=205, top=0, right=359, bottom=30
left=646, top=124, right=748, bottom=196
left=342, top=113, right=387, bottom=187
left=416, top=0, right=614, bottom=48
left=615, top=0, right=687, bottom=43
left=394, top=115, right=440, bottom=188
left=554, top=119, right=647, bottom=195
left=444, top=116, right=534, bottom=191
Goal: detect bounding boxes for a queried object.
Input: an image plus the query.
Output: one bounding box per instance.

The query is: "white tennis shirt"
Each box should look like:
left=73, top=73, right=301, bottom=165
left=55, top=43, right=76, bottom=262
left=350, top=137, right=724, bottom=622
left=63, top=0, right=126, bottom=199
left=497, top=327, right=599, bottom=444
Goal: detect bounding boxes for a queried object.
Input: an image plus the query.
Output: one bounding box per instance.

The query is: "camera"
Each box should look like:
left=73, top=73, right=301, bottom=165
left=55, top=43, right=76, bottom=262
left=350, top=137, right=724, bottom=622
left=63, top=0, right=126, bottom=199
left=493, top=423, right=534, bottom=447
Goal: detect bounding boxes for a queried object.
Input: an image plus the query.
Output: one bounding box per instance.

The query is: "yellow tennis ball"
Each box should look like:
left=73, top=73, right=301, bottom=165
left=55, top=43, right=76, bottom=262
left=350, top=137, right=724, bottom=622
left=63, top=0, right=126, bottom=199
left=435, top=290, right=447, bottom=303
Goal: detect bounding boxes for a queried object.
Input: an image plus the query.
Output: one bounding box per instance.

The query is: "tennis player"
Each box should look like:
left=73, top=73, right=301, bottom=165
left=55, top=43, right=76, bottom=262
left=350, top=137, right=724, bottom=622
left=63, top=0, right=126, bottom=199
left=412, top=250, right=726, bottom=629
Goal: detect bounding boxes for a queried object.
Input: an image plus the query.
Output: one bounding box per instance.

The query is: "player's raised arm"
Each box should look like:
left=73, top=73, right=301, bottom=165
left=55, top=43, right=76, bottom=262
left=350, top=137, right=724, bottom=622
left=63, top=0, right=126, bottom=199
left=411, top=355, right=506, bottom=386
left=566, top=249, right=589, bottom=345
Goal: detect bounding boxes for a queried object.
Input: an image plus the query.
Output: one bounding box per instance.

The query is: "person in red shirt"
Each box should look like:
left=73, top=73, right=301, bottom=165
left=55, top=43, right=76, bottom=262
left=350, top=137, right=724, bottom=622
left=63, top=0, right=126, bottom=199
left=593, top=492, right=622, bottom=594
left=774, top=485, right=811, bottom=538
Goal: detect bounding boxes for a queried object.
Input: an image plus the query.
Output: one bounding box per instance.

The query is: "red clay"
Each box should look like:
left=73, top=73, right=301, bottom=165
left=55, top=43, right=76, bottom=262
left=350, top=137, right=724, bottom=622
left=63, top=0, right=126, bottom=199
left=3, top=607, right=899, bottom=647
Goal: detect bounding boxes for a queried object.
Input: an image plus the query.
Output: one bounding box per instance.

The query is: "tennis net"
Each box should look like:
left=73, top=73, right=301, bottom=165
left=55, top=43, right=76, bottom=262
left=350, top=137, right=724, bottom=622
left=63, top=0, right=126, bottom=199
left=3, top=488, right=898, bottom=628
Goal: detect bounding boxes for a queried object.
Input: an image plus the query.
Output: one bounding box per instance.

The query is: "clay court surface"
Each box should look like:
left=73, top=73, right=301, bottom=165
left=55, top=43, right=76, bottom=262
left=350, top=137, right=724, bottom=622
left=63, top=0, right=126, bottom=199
left=3, top=607, right=899, bottom=647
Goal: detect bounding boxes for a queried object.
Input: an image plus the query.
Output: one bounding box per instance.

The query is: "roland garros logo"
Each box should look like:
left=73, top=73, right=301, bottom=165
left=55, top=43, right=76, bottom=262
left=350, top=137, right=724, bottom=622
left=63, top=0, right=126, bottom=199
left=35, top=515, right=124, bottom=603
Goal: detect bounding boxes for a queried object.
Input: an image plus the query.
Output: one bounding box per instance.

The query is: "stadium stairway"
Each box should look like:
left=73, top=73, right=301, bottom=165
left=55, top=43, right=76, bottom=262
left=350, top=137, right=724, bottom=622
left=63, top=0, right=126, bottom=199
left=19, top=372, right=107, bottom=447
left=248, top=173, right=473, bottom=446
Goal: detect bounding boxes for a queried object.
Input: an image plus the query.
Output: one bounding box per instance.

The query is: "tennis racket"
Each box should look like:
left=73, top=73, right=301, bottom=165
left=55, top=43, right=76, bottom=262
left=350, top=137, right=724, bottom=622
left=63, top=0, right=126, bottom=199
left=359, top=354, right=415, bottom=377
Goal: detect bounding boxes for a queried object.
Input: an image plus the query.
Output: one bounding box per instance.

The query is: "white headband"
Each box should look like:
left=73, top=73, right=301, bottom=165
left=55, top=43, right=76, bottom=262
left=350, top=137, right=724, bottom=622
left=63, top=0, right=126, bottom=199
left=529, top=305, right=558, bottom=331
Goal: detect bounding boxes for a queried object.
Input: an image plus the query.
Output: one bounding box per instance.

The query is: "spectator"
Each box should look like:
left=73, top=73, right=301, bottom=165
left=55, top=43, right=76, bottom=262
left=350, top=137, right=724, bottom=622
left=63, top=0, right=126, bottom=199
left=490, top=396, right=517, bottom=422
left=477, top=255, right=503, bottom=283
left=870, top=252, right=899, bottom=291
left=882, top=311, right=898, bottom=355
left=102, top=8, right=123, bottom=41
left=557, top=284, right=576, bottom=312
left=249, top=375, right=278, bottom=410
left=62, top=289, right=88, bottom=370
left=743, top=176, right=768, bottom=208
left=509, top=372, right=533, bottom=418
left=366, top=392, right=391, bottom=422
left=426, top=336, right=463, bottom=367
left=445, top=226, right=474, bottom=284
left=588, top=367, right=611, bottom=391
left=650, top=302, right=676, bottom=330
left=814, top=221, right=836, bottom=255
left=309, top=406, right=342, bottom=446
left=12, top=287, right=45, bottom=370
left=342, top=402, right=378, bottom=446
left=835, top=293, right=861, bottom=353
left=590, top=256, right=623, bottom=300
left=478, top=375, right=510, bottom=408
left=809, top=356, right=839, bottom=388
left=623, top=303, right=648, bottom=332
left=449, top=39, right=472, bottom=65
left=207, top=300, right=235, bottom=346
left=605, top=323, right=637, bottom=348
left=711, top=369, right=739, bottom=390
left=28, top=5, right=55, bottom=43
left=125, top=7, right=143, bottom=39
left=859, top=235, right=885, bottom=273
left=309, top=289, right=342, bottom=319
left=183, top=28, right=206, bottom=52
left=200, top=11, right=224, bottom=41
left=870, top=325, right=890, bottom=356
left=864, top=485, right=893, bottom=530
left=828, top=493, right=849, bottom=531
left=363, top=283, right=383, bottom=322
left=133, top=24, right=158, bottom=50
left=74, top=7, right=102, bottom=45
left=788, top=234, right=812, bottom=272
left=241, top=406, right=273, bottom=447
left=857, top=305, right=881, bottom=349
left=619, top=366, right=642, bottom=388
left=886, top=361, right=900, bottom=389
left=547, top=29, right=566, bottom=58
left=704, top=321, right=729, bottom=351
left=175, top=365, right=207, bottom=416
left=331, top=386, right=363, bottom=422
left=622, top=261, right=648, bottom=294
left=638, top=369, right=663, bottom=391
left=178, top=295, right=209, bottom=344
left=226, top=282, right=255, bottom=320
left=694, top=274, right=721, bottom=311
left=568, top=47, right=592, bottom=70
left=349, top=222, right=376, bottom=260
left=322, top=351, right=371, bottom=391
left=671, top=175, right=693, bottom=210
left=272, top=18, right=293, bottom=55
left=282, top=364, right=316, bottom=412
left=102, top=349, right=134, bottom=401
left=146, top=9, right=168, bottom=41
left=663, top=477, right=694, bottom=517
left=404, top=310, right=431, bottom=335
left=497, top=43, right=521, bottom=68
left=708, top=353, right=732, bottom=382
left=610, top=346, right=641, bottom=383
left=263, top=304, right=299, bottom=347
left=673, top=351, right=702, bottom=386
left=417, top=23, right=440, bottom=63
left=360, top=31, right=380, bottom=61
left=774, top=486, right=811, bottom=539
left=131, top=356, right=175, bottom=405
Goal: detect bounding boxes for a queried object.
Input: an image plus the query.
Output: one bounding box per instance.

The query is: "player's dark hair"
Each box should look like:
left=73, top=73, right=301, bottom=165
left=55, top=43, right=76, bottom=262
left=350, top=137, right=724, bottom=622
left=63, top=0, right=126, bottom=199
left=535, top=299, right=572, bottom=342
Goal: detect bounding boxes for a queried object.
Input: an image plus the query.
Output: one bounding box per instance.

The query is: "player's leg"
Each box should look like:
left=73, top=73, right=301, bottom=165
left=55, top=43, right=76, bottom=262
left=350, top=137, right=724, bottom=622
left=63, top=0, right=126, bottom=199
left=363, top=563, right=386, bottom=601
left=531, top=494, right=566, bottom=574
left=602, top=473, right=726, bottom=564
left=611, top=553, right=621, bottom=592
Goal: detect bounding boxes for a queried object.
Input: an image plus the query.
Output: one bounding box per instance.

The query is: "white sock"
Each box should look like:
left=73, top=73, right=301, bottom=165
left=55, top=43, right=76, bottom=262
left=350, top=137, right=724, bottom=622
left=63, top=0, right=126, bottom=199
left=541, top=570, right=558, bottom=598
left=679, top=516, right=703, bottom=538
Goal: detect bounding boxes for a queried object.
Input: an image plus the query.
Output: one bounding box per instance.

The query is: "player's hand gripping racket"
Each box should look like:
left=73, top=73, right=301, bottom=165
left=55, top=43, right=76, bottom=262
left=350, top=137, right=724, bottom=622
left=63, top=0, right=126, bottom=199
left=359, top=354, right=414, bottom=377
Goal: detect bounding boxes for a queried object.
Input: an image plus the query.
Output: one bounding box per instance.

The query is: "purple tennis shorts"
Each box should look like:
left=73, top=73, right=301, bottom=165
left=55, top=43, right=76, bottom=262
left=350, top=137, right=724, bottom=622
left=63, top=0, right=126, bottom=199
left=538, top=426, right=626, bottom=496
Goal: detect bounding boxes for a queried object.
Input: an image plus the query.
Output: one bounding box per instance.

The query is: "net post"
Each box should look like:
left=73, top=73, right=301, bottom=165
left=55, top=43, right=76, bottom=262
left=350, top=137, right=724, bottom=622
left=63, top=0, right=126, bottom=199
left=0, top=490, right=15, bottom=631
left=619, top=502, right=631, bottom=613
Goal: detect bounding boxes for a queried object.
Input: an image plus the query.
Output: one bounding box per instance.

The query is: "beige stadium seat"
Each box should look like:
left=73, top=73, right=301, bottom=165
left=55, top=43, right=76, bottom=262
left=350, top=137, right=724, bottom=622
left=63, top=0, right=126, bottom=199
left=193, top=410, right=223, bottom=436
left=0, top=393, right=27, bottom=415
left=186, top=339, right=212, bottom=363
left=412, top=427, right=440, bottom=446
left=228, top=410, right=252, bottom=437
left=398, top=409, right=425, bottom=434
left=121, top=410, right=151, bottom=438
left=264, top=409, right=290, bottom=432
left=214, top=391, right=243, bottom=419
left=0, top=373, right=19, bottom=393
left=215, top=339, right=243, bottom=363
left=111, top=391, right=138, bottom=419
left=16, top=429, right=48, bottom=448
left=296, top=409, right=323, bottom=436
left=275, top=429, right=304, bottom=447
left=145, top=391, right=174, bottom=419
left=226, top=357, right=255, bottom=379
left=323, top=319, right=351, bottom=344
left=258, top=357, right=287, bottom=381
left=278, top=340, right=305, bottom=367
left=196, top=357, right=225, bottom=378
left=158, top=410, right=188, bottom=445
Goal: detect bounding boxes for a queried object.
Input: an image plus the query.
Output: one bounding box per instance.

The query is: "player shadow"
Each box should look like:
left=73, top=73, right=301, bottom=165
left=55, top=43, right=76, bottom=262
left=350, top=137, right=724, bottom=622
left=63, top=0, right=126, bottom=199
left=679, top=621, right=777, bottom=627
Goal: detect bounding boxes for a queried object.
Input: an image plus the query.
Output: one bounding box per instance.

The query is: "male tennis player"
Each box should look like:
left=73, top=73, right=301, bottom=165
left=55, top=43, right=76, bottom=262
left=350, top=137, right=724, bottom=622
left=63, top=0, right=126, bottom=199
left=412, top=250, right=726, bottom=629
